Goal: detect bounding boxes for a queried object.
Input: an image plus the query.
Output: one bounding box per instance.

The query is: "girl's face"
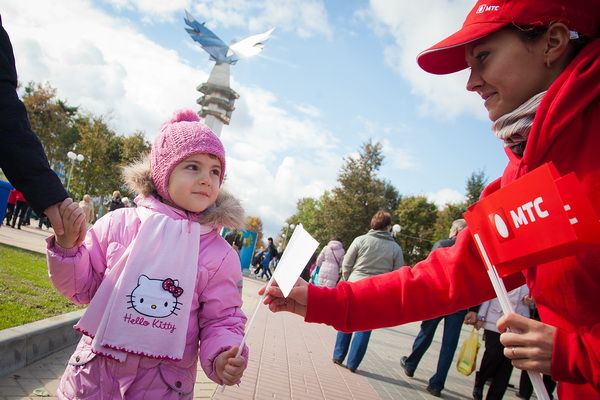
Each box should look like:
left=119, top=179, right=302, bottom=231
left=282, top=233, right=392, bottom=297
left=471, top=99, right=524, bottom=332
left=465, top=28, right=555, bottom=121
left=165, top=153, right=221, bottom=213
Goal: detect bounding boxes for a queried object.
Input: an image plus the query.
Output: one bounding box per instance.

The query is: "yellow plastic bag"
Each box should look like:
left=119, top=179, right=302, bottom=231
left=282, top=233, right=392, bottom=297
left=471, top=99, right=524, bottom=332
left=456, top=328, right=480, bottom=376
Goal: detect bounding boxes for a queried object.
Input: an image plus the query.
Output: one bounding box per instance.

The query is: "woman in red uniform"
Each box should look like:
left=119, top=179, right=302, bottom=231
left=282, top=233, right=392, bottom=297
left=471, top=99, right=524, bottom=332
left=262, top=1, right=600, bottom=398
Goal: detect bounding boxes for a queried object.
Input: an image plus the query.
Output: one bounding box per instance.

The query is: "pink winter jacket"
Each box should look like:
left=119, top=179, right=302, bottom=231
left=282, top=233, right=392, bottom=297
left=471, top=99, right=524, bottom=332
left=47, top=179, right=248, bottom=398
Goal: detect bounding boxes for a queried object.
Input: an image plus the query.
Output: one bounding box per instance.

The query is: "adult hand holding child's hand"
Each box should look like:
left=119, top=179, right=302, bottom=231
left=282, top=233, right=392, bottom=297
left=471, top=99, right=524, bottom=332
left=54, top=199, right=86, bottom=249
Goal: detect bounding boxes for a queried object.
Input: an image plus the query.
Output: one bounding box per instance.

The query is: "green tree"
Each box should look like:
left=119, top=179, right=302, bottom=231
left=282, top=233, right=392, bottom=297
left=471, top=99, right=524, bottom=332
left=22, top=82, right=78, bottom=165
left=466, top=168, right=488, bottom=207
left=245, top=216, right=264, bottom=251
left=120, top=131, right=151, bottom=163
left=432, top=169, right=489, bottom=243
left=286, top=195, right=327, bottom=246
left=71, top=114, right=121, bottom=200
left=286, top=140, right=400, bottom=252
left=116, top=131, right=152, bottom=199
left=394, top=196, right=438, bottom=266
left=325, top=139, right=400, bottom=246
left=432, top=202, right=468, bottom=243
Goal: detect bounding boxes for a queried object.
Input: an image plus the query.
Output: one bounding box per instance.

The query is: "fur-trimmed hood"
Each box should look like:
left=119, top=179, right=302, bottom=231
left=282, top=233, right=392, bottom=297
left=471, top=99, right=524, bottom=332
left=121, top=155, right=245, bottom=230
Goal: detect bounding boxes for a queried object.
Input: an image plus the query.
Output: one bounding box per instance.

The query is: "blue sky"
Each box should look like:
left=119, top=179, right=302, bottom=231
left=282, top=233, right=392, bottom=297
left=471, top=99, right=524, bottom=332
left=2, top=0, right=509, bottom=239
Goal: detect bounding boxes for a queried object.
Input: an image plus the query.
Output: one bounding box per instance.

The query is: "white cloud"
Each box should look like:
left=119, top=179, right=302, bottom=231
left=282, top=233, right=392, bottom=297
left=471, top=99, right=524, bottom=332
left=3, top=0, right=341, bottom=235
left=6, top=0, right=205, bottom=136
left=365, top=0, right=487, bottom=121
left=426, top=188, right=466, bottom=208
left=104, top=0, right=190, bottom=22
left=2, top=0, right=501, bottom=238
left=293, top=103, right=323, bottom=118
left=380, top=139, right=417, bottom=171
left=220, top=84, right=341, bottom=233
left=351, top=117, right=417, bottom=171
left=185, top=0, right=333, bottom=39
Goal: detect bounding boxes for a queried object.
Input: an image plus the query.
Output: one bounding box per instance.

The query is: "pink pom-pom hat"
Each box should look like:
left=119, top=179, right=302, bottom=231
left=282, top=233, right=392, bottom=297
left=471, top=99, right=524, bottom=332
left=150, top=109, right=226, bottom=203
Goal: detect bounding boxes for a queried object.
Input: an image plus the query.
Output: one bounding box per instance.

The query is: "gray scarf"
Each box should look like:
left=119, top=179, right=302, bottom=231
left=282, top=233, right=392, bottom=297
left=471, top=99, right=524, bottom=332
left=492, top=91, right=546, bottom=156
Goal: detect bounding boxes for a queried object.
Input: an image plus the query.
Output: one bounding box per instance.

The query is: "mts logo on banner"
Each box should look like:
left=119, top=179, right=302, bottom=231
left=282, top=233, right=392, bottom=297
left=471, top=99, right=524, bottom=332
left=464, top=163, right=600, bottom=277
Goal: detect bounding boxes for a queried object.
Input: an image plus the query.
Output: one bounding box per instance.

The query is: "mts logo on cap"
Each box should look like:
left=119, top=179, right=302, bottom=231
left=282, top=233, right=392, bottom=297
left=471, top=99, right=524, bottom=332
left=476, top=4, right=500, bottom=13
left=464, top=162, right=600, bottom=276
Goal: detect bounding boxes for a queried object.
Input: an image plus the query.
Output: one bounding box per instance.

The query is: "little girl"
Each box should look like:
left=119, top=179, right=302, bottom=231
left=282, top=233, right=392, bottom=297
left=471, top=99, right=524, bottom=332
left=47, top=109, right=248, bottom=399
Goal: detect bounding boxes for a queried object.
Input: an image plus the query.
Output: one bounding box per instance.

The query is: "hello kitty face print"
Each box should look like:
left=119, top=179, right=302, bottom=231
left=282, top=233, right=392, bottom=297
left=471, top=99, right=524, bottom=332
left=127, top=275, right=183, bottom=318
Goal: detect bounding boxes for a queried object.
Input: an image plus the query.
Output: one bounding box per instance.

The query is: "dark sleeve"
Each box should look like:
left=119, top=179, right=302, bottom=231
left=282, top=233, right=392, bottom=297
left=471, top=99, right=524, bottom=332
left=467, top=304, right=481, bottom=313
left=0, top=17, right=67, bottom=215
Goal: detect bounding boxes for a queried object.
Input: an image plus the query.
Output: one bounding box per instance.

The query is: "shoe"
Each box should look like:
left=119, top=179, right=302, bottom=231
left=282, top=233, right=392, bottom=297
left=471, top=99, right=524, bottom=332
left=332, top=359, right=343, bottom=365
left=400, top=356, right=414, bottom=377
left=472, top=386, right=483, bottom=400
left=346, top=366, right=356, bottom=373
left=426, top=385, right=441, bottom=397
left=515, top=394, right=528, bottom=400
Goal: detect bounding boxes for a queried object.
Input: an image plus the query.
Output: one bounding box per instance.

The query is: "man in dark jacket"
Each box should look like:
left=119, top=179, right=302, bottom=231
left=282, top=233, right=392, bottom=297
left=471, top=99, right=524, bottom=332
left=0, top=17, right=84, bottom=242
left=266, top=237, right=278, bottom=259
left=400, top=219, right=478, bottom=398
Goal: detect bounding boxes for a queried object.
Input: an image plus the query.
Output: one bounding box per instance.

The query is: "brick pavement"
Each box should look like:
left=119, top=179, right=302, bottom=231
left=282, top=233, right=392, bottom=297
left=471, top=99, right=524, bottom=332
left=0, top=224, right=523, bottom=399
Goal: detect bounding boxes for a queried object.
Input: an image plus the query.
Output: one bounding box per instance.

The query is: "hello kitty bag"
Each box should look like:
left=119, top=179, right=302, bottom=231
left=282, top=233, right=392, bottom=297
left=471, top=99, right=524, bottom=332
left=75, top=207, right=200, bottom=362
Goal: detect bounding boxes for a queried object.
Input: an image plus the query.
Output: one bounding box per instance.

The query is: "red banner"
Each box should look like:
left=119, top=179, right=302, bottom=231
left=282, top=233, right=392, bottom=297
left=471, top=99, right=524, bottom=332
left=464, top=163, right=600, bottom=277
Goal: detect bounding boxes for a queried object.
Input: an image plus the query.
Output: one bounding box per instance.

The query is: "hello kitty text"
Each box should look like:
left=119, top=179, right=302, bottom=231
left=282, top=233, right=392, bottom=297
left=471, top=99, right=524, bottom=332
left=123, top=313, right=177, bottom=333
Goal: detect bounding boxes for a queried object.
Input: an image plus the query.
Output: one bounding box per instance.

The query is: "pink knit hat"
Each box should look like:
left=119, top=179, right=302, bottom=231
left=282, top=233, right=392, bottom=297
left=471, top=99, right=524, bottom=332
left=151, top=109, right=226, bottom=203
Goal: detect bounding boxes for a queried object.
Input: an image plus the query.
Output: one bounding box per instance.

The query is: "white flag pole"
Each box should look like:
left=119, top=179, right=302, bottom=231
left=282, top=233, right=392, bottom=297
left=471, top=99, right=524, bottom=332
left=473, top=234, right=550, bottom=400
left=219, top=280, right=272, bottom=393
left=221, top=224, right=318, bottom=392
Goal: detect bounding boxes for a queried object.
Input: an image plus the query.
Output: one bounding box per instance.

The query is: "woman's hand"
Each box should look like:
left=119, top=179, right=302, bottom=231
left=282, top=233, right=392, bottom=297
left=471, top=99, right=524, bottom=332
left=523, top=294, right=534, bottom=306
left=54, top=199, right=86, bottom=249
left=464, top=311, right=477, bottom=325
left=498, top=313, right=556, bottom=375
left=259, top=278, right=308, bottom=317
left=474, top=320, right=484, bottom=330
left=215, top=346, right=246, bottom=386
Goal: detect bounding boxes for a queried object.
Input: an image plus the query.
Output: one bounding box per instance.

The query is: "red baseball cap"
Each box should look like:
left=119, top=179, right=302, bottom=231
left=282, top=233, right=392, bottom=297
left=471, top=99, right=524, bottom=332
left=417, top=0, right=600, bottom=75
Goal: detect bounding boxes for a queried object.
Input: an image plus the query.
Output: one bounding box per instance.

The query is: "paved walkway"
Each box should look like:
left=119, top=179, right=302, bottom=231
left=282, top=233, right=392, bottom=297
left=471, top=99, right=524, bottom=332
left=0, top=224, right=523, bottom=399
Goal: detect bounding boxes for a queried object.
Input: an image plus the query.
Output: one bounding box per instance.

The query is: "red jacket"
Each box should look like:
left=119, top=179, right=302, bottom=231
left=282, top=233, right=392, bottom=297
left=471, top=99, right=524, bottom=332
left=13, top=189, right=25, bottom=203
left=306, top=39, right=600, bottom=399
left=7, top=188, right=17, bottom=204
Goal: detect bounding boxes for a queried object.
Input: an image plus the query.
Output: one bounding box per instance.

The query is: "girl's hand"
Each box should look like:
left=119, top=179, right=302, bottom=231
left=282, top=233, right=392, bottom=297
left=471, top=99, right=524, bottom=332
left=55, top=199, right=85, bottom=249
left=215, top=346, right=246, bottom=386
left=259, top=278, right=308, bottom=317
left=497, top=313, right=556, bottom=375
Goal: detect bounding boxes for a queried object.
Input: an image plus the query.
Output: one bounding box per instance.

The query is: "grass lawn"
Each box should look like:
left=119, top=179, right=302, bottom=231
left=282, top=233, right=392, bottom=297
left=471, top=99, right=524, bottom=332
left=0, top=243, right=85, bottom=330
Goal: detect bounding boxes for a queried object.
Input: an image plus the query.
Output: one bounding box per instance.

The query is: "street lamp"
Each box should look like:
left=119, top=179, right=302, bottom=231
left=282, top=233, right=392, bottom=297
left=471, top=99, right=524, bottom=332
left=66, top=151, right=85, bottom=191
left=392, top=224, right=401, bottom=237
left=282, top=223, right=296, bottom=249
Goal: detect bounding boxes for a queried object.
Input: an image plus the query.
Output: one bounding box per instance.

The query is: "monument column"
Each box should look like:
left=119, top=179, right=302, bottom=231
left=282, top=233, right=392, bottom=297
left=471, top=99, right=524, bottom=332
left=197, top=63, right=239, bottom=137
